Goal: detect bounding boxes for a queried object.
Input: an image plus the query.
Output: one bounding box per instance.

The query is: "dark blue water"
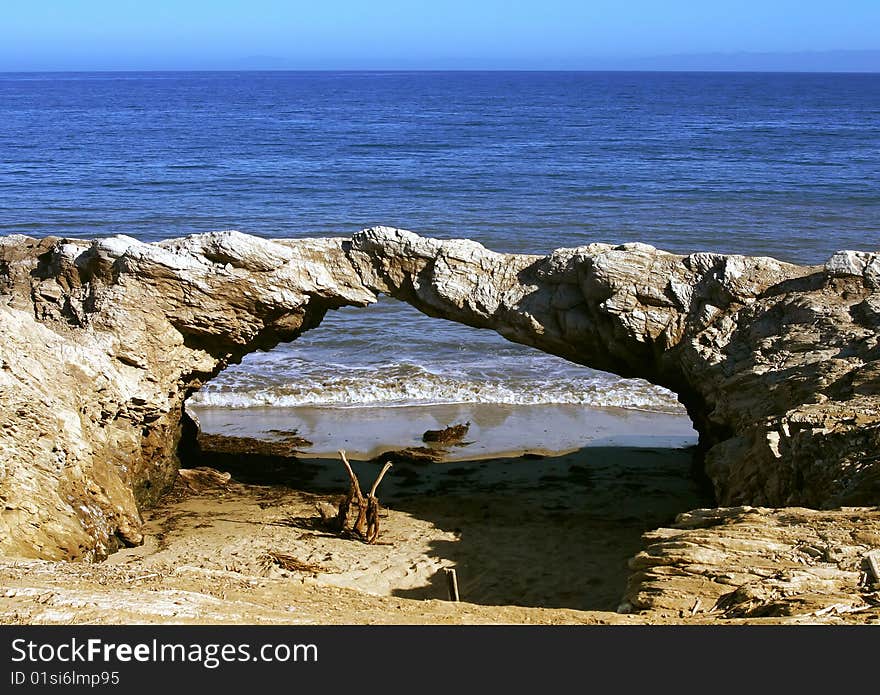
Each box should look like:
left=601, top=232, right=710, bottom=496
left=2, top=71, right=878, bottom=411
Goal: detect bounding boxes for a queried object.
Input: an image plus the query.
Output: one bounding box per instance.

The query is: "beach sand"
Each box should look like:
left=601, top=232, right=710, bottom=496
left=114, top=404, right=708, bottom=612
left=181, top=402, right=705, bottom=610
left=0, top=404, right=716, bottom=623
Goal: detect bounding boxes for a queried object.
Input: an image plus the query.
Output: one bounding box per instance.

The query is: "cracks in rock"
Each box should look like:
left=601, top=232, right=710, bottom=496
left=3, top=227, right=880, bottom=567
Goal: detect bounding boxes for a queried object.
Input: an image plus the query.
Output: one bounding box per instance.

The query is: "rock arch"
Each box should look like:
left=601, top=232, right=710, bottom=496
left=1, top=227, right=878, bottom=559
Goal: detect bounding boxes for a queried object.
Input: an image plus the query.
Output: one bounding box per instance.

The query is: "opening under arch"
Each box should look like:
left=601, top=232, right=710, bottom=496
left=189, top=296, right=696, bottom=458
left=174, top=297, right=709, bottom=612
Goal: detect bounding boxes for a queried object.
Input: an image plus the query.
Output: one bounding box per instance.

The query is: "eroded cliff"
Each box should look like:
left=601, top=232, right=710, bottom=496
left=348, top=227, right=880, bottom=507
left=1, top=227, right=878, bottom=560
left=0, top=232, right=374, bottom=559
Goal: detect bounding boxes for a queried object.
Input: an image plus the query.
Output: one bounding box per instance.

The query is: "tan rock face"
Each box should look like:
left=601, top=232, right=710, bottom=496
left=623, top=506, right=880, bottom=621
left=1, top=227, right=878, bottom=559
left=0, top=232, right=375, bottom=559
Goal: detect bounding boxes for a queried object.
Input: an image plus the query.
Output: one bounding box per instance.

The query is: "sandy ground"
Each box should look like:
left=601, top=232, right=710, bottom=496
left=0, top=433, right=715, bottom=624
left=6, top=406, right=869, bottom=625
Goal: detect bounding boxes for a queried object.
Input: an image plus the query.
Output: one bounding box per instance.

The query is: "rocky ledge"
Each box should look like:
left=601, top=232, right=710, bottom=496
left=1, top=228, right=878, bottom=576
left=623, top=506, right=880, bottom=621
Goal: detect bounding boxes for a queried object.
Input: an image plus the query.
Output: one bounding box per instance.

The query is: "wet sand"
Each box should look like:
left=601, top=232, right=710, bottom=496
left=189, top=402, right=697, bottom=461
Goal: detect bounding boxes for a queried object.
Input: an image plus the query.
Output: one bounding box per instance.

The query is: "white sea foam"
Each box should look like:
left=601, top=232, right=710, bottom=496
left=189, top=367, right=682, bottom=412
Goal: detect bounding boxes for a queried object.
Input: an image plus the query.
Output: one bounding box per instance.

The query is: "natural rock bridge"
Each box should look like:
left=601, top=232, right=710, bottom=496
left=1, top=227, right=878, bottom=560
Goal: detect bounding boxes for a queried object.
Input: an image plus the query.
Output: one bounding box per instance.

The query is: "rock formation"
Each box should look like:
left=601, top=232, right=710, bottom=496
left=347, top=227, right=880, bottom=508
left=1, top=227, right=878, bottom=560
left=622, top=506, right=880, bottom=620
left=0, top=232, right=374, bottom=559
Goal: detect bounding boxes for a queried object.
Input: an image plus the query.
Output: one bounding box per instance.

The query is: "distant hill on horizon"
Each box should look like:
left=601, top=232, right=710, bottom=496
left=612, top=49, right=880, bottom=72
left=3, top=49, right=879, bottom=73
left=209, top=49, right=880, bottom=72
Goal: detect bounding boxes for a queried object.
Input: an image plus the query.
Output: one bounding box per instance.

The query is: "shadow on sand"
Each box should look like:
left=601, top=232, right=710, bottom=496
left=188, top=440, right=712, bottom=612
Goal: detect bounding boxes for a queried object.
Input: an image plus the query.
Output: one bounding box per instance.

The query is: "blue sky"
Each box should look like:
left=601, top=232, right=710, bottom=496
left=2, top=1, right=879, bottom=71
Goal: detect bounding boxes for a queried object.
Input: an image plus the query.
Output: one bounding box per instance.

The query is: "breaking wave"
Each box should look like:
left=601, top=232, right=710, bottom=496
left=189, top=363, right=682, bottom=412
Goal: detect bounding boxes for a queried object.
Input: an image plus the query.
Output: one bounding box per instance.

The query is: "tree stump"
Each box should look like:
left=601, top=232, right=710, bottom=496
left=335, top=450, right=392, bottom=544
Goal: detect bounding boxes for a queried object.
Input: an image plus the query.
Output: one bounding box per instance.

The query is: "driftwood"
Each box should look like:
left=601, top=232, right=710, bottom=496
left=177, top=466, right=232, bottom=491
left=265, top=551, right=327, bottom=574
left=373, top=446, right=448, bottom=465
left=334, top=450, right=393, bottom=544
left=315, top=501, right=340, bottom=524
left=423, top=422, right=470, bottom=444
left=445, top=568, right=460, bottom=602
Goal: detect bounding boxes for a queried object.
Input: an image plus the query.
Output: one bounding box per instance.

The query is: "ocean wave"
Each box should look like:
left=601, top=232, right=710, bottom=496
left=189, top=369, right=682, bottom=412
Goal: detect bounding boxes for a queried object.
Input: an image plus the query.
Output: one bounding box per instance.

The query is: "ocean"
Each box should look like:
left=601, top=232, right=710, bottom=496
left=2, top=71, right=878, bottom=420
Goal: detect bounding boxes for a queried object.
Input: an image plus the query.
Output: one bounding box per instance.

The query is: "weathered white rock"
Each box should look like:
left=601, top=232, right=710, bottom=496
left=0, top=233, right=375, bottom=559
left=349, top=227, right=880, bottom=510
left=1, top=227, right=879, bottom=559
